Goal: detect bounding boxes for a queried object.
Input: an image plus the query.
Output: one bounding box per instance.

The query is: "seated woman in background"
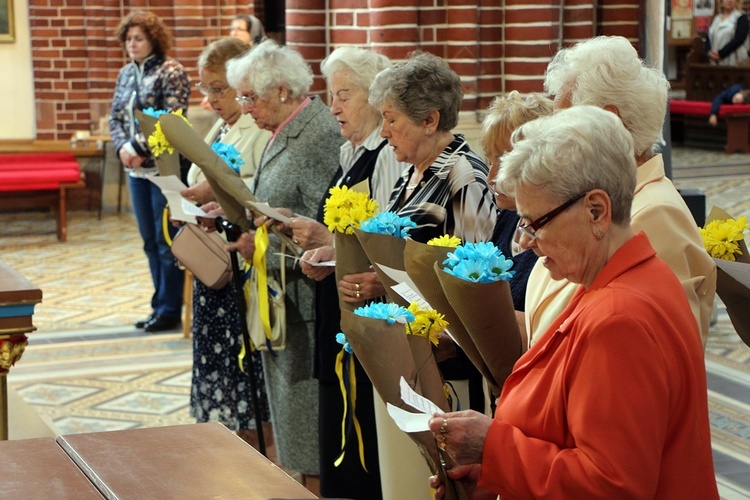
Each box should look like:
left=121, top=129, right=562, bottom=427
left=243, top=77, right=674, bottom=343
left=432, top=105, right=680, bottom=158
left=708, top=83, right=750, bottom=126
left=481, top=91, right=552, bottom=347
left=707, top=0, right=750, bottom=65
left=180, top=37, right=272, bottom=452
left=428, top=105, right=718, bottom=500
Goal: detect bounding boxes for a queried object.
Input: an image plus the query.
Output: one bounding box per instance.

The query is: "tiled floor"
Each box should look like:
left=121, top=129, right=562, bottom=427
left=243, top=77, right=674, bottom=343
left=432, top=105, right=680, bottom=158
left=2, top=144, right=750, bottom=497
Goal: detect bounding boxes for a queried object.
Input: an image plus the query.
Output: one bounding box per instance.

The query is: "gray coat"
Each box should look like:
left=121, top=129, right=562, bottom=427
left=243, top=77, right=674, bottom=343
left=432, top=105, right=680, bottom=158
left=253, top=96, right=344, bottom=474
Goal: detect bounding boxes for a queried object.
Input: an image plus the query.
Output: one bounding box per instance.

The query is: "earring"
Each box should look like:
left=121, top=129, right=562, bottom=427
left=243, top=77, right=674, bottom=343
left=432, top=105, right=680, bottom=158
left=595, top=230, right=604, bottom=240
left=424, top=129, right=430, bottom=136
left=280, top=97, right=287, bottom=103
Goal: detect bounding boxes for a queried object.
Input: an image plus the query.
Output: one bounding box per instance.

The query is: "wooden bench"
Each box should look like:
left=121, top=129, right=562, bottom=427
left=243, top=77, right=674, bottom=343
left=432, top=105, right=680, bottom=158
left=0, top=152, right=85, bottom=242
left=670, top=37, right=750, bottom=153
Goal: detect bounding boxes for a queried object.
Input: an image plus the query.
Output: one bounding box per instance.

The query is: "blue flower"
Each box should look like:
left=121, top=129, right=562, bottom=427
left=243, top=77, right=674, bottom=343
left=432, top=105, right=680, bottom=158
left=443, top=241, right=515, bottom=283
left=336, top=333, right=353, bottom=354
left=142, top=107, right=169, bottom=118
left=212, top=142, right=245, bottom=174
left=354, top=302, right=415, bottom=324
left=359, top=212, right=416, bottom=238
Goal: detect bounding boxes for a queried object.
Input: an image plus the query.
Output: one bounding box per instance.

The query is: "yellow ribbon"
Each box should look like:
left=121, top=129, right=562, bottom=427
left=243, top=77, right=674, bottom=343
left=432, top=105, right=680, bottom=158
left=253, top=225, right=273, bottom=343
left=162, top=204, right=173, bottom=246
left=334, top=349, right=367, bottom=471
left=239, top=262, right=254, bottom=373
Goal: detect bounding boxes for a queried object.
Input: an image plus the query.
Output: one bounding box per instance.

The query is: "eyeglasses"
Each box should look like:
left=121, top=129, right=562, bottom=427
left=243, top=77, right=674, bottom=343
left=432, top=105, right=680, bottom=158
left=195, top=83, right=229, bottom=98
left=517, top=191, right=588, bottom=240
left=235, top=93, right=259, bottom=107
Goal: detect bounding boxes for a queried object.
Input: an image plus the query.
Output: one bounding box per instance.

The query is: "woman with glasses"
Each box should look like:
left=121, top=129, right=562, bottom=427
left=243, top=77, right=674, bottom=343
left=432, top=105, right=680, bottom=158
left=109, top=10, right=190, bottom=333
left=180, top=37, right=272, bottom=453
left=482, top=91, right=552, bottom=348
left=427, top=105, right=718, bottom=500
left=224, top=40, right=345, bottom=493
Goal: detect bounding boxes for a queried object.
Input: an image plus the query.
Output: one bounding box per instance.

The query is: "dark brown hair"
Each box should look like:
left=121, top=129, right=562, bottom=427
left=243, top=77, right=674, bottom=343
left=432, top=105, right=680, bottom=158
left=116, top=11, right=172, bottom=57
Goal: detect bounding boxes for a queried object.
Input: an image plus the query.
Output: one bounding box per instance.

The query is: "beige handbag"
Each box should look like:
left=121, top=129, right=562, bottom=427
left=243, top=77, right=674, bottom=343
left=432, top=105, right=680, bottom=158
left=170, top=224, right=233, bottom=290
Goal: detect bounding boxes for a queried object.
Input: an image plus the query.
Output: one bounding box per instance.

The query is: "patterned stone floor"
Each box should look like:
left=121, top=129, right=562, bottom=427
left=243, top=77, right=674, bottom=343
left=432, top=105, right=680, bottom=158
left=2, top=144, right=750, bottom=497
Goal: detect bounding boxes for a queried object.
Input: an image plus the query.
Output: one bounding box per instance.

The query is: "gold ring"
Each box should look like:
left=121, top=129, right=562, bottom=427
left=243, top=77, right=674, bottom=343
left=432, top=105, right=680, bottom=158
left=355, top=291, right=361, bottom=299
left=355, top=283, right=361, bottom=292
left=440, top=418, right=448, bottom=435
left=439, top=440, right=446, bottom=451
left=293, top=237, right=299, bottom=245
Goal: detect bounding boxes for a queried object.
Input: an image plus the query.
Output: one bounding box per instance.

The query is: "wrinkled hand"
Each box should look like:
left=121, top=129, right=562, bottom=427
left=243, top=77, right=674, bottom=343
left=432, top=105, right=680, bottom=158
left=428, top=410, right=492, bottom=466
left=196, top=202, right=223, bottom=232
left=428, top=464, right=494, bottom=500
left=287, top=216, right=334, bottom=250
left=225, top=230, right=256, bottom=259
left=300, top=246, right=336, bottom=281
left=180, top=180, right=216, bottom=205
left=339, top=270, right=386, bottom=303
left=708, top=49, right=720, bottom=62
left=253, top=207, right=295, bottom=232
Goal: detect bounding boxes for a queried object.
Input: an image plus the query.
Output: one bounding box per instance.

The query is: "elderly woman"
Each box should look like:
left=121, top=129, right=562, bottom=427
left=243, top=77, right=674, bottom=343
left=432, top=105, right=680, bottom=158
left=482, top=91, right=551, bottom=313
left=428, top=105, right=718, bottom=499
left=109, top=10, right=190, bottom=333
left=285, top=46, right=401, bottom=500
left=224, top=40, right=344, bottom=489
left=707, top=0, right=749, bottom=65
left=527, top=36, right=716, bottom=348
left=178, top=37, right=272, bottom=450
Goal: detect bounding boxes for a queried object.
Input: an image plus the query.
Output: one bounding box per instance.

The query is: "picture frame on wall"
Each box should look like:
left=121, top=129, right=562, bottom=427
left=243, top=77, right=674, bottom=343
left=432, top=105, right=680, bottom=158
left=0, top=0, right=15, bottom=43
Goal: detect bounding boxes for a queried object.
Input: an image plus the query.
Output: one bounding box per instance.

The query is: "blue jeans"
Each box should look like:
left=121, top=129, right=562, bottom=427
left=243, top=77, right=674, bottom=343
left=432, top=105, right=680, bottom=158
left=129, top=175, right=183, bottom=319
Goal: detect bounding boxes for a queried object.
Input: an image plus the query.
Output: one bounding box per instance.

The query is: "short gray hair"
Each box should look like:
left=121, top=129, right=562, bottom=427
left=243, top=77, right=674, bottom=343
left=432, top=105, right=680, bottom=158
left=497, top=105, right=636, bottom=225
left=544, top=36, right=669, bottom=158
left=320, top=46, right=391, bottom=91
left=369, top=51, right=462, bottom=131
left=226, top=39, right=313, bottom=98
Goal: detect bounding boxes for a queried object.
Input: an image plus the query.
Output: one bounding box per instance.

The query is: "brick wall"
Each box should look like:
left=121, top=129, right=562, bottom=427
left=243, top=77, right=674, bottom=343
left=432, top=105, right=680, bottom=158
left=28, top=0, right=642, bottom=140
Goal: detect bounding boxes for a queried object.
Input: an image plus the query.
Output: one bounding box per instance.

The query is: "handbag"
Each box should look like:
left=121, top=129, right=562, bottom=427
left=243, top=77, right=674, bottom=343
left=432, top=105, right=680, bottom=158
left=244, top=226, right=287, bottom=351
left=170, top=223, right=233, bottom=290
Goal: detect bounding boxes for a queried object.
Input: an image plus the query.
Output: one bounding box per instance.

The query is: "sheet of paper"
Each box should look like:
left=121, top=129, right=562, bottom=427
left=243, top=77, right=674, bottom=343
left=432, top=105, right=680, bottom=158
left=715, top=258, right=750, bottom=288
left=386, top=403, right=431, bottom=433
left=180, top=199, right=217, bottom=219
left=400, top=376, right=442, bottom=416
left=273, top=252, right=336, bottom=267
left=147, top=175, right=196, bottom=224
left=246, top=201, right=291, bottom=224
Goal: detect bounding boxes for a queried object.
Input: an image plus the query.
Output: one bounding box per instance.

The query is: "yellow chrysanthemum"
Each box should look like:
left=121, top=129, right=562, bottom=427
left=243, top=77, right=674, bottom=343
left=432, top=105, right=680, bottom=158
left=700, top=216, right=749, bottom=261
left=147, top=122, right=174, bottom=157
left=427, top=234, right=462, bottom=248
left=323, top=185, right=379, bottom=234
left=405, top=302, right=448, bottom=346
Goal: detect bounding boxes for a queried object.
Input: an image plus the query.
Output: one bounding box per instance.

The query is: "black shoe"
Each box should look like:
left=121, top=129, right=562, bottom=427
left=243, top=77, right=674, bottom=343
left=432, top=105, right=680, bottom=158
left=144, top=314, right=181, bottom=333
left=134, top=313, right=157, bottom=329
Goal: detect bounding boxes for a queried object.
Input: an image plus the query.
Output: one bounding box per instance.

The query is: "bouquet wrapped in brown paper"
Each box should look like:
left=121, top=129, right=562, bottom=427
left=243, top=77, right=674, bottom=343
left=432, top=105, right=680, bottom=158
left=353, top=224, right=409, bottom=307
left=134, top=109, right=181, bottom=178
left=323, top=184, right=379, bottom=312
left=701, top=206, right=750, bottom=347
left=159, top=112, right=254, bottom=231
left=435, top=240, right=523, bottom=390
left=339, top=306, right=466, bottom=500
left=403, top=238, right=502, bottom=397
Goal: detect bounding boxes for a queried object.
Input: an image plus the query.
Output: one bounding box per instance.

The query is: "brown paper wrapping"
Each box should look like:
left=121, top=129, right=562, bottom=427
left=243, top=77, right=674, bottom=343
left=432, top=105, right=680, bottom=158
left=706, top=206, right=750, bottom=347
left=406, top=334, right=450, bottom=413
left=403, top=239, right=502, bottom=397
left=335, top=231, right=372, bottom=313
left=436, top=265, right=523, bottom=390
left=340, top=310, right=465, bottom=500
left=134, top=110, right=181, bottom=178
left=353, top=228, right=409, bottom=307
